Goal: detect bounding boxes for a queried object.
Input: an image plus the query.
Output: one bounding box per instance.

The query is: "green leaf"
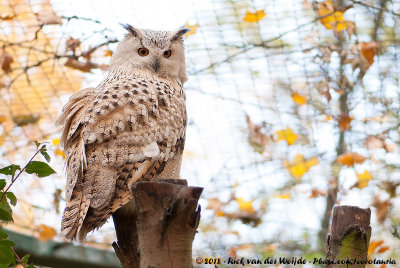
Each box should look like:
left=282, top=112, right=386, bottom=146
left=0, top=180, right=5, bottom=191
left=0, top=229, right=8, bottom=239
left=40, top=146, right=51, bottom=163
left=22, top=254, right=30, bottom=265
left=0, top=165, right=21, bottom=179
left=6, top=193, right=16, bottom=206
left=25, top=161, right=56, bottom=178
left=0, top=245, right=15, bottom=268
left=34, top=140, right=40, bottom=149
left=0, top=199, right=13, bottom=222
left=0, top=239, right=15, bottom=247
left=27, top=265, right=36, bottom=268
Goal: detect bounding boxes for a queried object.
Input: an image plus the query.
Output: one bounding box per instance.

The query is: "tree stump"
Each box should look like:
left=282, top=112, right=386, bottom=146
left=326, top=205, right=371, bottom=268
left=112, top=179, right=203, bottom=268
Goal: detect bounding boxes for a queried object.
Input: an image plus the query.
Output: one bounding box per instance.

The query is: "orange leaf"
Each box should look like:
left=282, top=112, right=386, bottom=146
left=0, top=115, right=6, bottom=123
left=376, top=246, right=389, bottom=253
left=368, top=240, right=384, bottom=255
left=360, top=41, right=379, bottom=66
left=236, top=198, right=255, bottom=214
left=283, top=154, right=319, bottom=179
left=309, top=188, right=327, bottom=198
left=207, top=198, right=225, bottom=216
left=337, top=152, right=366, bottom=167
left=338, top=114, right=353, bottom=131
left=243, top=9, right=266, bottom=23
left=275, top=127, right=298, bottom=145
left=37, top=224, right=56, bottom=241
left=55, top=148, right=65, bottom=159
left=291, top=92, right=307, bottom=105
left=104, top=50, right=113, bottom=57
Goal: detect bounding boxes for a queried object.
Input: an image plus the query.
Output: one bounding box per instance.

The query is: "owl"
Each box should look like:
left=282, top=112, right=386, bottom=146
left=57, top=24, right=189, bottom=241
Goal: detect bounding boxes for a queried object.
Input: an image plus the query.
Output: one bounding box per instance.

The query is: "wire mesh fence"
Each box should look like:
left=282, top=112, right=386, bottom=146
left=0, top=0, right=399, bottom=264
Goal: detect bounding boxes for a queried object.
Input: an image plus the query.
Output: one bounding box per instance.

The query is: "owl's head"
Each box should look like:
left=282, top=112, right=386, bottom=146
left=110, top=24, right=189, bottom=84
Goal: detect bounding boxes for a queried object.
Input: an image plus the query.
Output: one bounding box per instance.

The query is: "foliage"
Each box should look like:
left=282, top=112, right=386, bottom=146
left=0, top=142, right=55, bottom=268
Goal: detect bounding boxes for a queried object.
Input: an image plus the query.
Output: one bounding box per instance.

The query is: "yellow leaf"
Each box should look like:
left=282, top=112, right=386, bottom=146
left=37, top=224, right=56, bottom=241
left=52, top=138, right=60, bottom=146
left=275, top=127, right=298, bottom=145
left=275, top=194, right=290, bottom=199
left=325, top=115, right=331, bottom=121
left=55, top=148, right=65, bottom=159
left=104, top=50, right=113, bottom=57
left=291, top=92, right=307, bottom=105
left=283, top=154, right=319, bottom=179
left=235, top=198, right=255, bottom=214
left=355, top=170, right=372, bottom=189
left=337, top=152, right=367, bottom=167
left=243, top=9, right=266, bottom=23
left=316, top=1, right=352, bottom=32
left=184, top=21, right=198, bottom=38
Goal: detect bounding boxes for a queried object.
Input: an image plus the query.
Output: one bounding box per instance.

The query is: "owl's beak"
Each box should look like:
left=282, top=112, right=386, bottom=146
left=151, top=58, right=160, bottom=72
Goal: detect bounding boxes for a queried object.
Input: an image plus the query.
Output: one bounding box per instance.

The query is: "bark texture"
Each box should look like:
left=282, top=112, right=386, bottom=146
left=112, top=179, right=203, bottom=268
left=326, top=205, right=371, bottom=268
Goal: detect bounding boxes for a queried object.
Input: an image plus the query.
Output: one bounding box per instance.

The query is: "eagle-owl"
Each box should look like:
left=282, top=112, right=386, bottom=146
left=57, top=24, right=189, bottom=241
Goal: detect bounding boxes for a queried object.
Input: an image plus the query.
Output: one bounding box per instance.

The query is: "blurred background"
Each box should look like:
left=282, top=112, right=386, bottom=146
left=0, top=0, right=399, bottom=267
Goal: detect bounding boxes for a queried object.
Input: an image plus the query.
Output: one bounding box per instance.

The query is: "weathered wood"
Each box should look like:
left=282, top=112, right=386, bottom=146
left=112, top=208, right=140, bottom=268
left=326, top=205, right=371, bottom=268
left=112, top=179, right=203, bottom=268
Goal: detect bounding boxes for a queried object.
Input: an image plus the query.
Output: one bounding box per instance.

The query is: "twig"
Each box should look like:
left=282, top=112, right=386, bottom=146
left=0, top=144, right=44, bottom=202
left=10, top=246, right=26, bottom=268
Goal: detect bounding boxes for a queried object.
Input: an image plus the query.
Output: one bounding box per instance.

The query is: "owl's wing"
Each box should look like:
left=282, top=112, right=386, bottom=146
left=59, top=76, right=186, bottom=240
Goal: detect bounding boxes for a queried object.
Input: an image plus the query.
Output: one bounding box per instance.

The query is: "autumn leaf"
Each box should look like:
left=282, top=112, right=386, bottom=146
left=275, top=194, right=291, bottom=199
left=243, top=9, right=266, bottom=23
left=354, top=170, right=372, bottom=189
left=360, top=41, right=379, bottom=66
left=338, top=114, right=353, bottom=131
left=52, top=138, right=60, bottom=146
left=0, top=115, right=6, bottom=123
left=368, top=240, right=384, bottom=255
left=364, top=135, right=384, bottom=150
left=291, top=92, right=307, bottom=105
left=0, top=14, right=16, bottom=21
left=66, top=37, right=81, bottom=53
left=235, top=198, right=255, bottom=214
left=104, top=50, right=113, bottom=57
left=337, top=152, right=366, bottom=166
left=283, top=154, right=319, bottom=179
left=316, top=1, right=353, bottom=32
left=37, top=224, right=56, bottom=241
left=55, top=148, right=65, bottom=159
left=377, top=246, right=389, bottom=254
left=246, top=115, right=269, bottom=153
left=13, top=114, right=40, bottom=126
left=373, top=196, right=389, bottom=224
left=184, top=21, right=198, bottom=38
left=309, top=188, right=327, bottom=198
left=274, top=127, right=298, bottom=145
left=207, top=198, right=225, bottom=216
left=1, top=49, right=14, bottom=73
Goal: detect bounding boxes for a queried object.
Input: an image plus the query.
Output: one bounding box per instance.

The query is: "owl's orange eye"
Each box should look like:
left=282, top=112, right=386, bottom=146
left=138, top=48, right=149, bottom=56
left=163, top=50, right=172, bottom=58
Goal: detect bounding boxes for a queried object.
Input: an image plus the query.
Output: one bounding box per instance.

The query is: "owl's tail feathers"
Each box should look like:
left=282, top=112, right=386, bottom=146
left=61, top=189, right=91, bottom=241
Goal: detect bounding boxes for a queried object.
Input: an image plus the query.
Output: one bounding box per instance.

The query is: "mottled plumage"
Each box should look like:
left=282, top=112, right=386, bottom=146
left=57, top=25, right=189, bottom=240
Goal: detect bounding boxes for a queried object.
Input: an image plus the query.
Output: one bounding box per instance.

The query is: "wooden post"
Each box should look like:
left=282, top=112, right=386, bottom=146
left=326, top=205, right=371, bottom=268
left=112, top=179, right=203, bottom=268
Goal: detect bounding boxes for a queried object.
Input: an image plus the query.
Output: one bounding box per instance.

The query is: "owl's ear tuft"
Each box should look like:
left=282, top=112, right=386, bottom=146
left=171, top=28, right=190, bottom=41
left=120, top=23, right=141, bottom=38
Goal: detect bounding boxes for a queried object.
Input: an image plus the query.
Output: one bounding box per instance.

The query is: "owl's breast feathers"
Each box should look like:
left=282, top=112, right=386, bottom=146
left=57, top=75, right=186, bottom=240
